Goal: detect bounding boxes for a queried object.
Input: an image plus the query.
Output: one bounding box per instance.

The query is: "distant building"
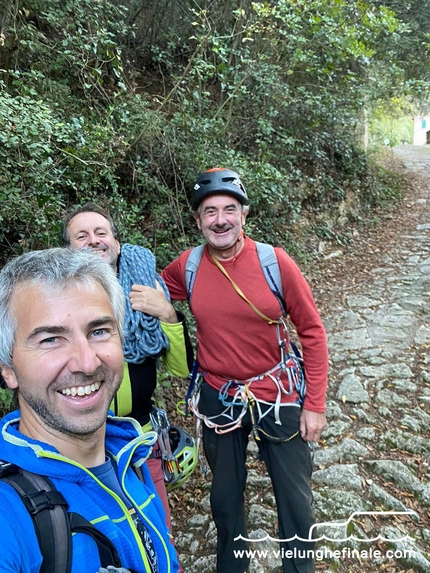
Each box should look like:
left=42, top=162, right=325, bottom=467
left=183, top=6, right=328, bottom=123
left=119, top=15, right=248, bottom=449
left=413, top=115, right=430, bottom=145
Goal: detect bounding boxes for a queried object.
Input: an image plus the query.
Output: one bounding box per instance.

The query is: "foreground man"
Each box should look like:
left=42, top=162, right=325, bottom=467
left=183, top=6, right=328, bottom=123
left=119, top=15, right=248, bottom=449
left=0, top=248, right=178, bottom=573
left=162, top=168, right=329, bottom=573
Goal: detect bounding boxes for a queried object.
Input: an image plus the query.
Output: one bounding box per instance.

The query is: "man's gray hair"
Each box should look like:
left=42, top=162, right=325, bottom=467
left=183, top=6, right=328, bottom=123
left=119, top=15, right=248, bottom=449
left=0, top=248, right=125, bottom=367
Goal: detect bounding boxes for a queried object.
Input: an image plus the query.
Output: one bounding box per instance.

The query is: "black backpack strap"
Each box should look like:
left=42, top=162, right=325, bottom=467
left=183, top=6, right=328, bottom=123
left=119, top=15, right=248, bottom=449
left=69, top=512, right=122, bottom=568
left=2, top=469, right=72, bottom=573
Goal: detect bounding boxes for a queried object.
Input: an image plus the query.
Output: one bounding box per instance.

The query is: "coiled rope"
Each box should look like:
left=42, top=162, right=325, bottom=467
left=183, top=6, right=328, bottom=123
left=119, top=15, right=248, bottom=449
left=119, top=243, right=170, bottom=363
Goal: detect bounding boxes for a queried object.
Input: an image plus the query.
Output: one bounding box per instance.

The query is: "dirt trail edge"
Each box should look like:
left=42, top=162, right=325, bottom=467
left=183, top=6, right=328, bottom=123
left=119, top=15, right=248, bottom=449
left=170, top=145, right=430, bottom=573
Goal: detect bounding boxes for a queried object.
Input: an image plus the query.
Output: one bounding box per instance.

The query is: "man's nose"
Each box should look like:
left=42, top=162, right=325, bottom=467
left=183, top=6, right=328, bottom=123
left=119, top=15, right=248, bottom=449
left=68, top=338, right=101, bottom=375
left=215, top=211, right=227, bottom=225
left=87, top=232, right=100, bottom=246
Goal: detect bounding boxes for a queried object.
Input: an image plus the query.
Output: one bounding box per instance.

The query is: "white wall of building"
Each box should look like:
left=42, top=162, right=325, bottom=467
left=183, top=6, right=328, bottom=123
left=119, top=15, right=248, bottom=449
left=413, top=116, right=430, bottom=145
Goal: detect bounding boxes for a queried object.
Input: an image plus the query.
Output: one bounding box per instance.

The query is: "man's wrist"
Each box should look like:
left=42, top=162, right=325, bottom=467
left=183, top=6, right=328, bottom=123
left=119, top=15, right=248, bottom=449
left=158, top=305, right=178, bottom=324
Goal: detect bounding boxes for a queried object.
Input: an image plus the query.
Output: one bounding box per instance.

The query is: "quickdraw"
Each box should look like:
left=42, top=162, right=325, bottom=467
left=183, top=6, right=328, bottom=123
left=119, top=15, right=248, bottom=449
left=149, top=407, right=181, bottom=483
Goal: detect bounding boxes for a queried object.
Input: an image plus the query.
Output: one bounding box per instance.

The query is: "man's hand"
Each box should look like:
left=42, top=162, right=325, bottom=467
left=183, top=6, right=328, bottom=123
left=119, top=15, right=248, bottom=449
left=129, top=281, right=177, bottom=323
left=299, top=409, right=326, bottom=442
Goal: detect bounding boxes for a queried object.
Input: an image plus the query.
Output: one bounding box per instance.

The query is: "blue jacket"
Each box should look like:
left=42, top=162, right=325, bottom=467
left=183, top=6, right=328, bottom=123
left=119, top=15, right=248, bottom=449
left=0, top=410, right=179, bottom=573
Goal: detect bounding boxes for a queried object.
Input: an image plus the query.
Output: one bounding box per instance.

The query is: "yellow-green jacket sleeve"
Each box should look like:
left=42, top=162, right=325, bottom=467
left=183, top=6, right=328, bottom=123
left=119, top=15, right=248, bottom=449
left=160, top=311, right=193, bottom=377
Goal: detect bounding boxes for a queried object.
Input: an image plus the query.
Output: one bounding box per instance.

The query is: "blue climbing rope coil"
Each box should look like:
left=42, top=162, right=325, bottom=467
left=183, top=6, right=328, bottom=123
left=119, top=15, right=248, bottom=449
left=119, top=243, right=170, bottom=363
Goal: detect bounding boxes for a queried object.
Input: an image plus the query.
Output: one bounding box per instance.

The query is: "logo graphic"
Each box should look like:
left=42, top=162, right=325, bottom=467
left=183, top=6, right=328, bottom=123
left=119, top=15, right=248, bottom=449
left=234, top=511, right=418, bottom=543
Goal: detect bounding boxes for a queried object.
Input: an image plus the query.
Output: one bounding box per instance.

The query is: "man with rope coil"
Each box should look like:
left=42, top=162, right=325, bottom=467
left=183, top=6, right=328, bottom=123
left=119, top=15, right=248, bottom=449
left=62, top=203, right=194, bottom=568
left=162, top=168, right=329, bottom=573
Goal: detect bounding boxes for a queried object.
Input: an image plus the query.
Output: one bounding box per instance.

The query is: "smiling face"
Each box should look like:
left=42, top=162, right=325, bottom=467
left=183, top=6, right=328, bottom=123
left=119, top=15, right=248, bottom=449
left=194, top=194, right=247, bottom=259
left=1, top=281, right=124, bottom=441
left=67, top=212, right=121, bottom=269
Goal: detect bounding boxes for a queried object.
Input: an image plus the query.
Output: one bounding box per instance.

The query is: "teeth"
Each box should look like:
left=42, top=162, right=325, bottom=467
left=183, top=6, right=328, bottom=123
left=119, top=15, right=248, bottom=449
left=61, top=381, right=101, bottom=397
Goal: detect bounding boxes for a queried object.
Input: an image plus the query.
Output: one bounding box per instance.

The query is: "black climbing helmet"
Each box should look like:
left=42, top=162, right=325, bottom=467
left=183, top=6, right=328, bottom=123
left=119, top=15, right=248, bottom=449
left=191, top=168, right=249, bottom=211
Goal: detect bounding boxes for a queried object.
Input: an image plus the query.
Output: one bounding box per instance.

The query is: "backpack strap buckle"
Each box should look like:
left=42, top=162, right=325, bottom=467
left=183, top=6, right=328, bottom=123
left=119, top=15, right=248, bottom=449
left=22, top=489, right=68, bottom=515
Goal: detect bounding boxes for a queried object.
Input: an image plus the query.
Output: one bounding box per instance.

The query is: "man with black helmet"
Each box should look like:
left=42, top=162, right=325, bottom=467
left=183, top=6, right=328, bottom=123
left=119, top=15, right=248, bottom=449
left=162, top=168, right=328, bottom=573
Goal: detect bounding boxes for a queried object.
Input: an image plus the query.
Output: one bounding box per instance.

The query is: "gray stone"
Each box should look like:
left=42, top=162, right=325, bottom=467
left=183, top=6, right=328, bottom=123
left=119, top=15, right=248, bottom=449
left=186, top=514, right=211, bottom=529
left=351, top=407, right=375, bottom=423
left=356, top=426, right=376, bottom=440
left=364, top=355, right=388, bottom=365
left=399, top=296, right=429, bottom=313
left=336, top=374, right=369, bottom=403
left=314, top=522, right=348, bottom=541
left=199, top=493, right=211, bottom=513
left=333, top=310, right=368, bottom=329
left=377, top=406, right=393, bottom=418
left=359, top=363, right=413, bottom=379
left=422, top=528, right=430, bottom=545
left=247, top=470, right=271, bottom=489
left=183, top=554, right=217, bottom=573
left=325, top=400, right=351, bottom=421
left=313, top=438, right=369, bottom=466
left=381, top=526, right=430, bottom=572
left=347, top=295, right=378, bottom=308
left=368, top=326, right=410, bottom=347
left=364, top=460, right=430, bottom=505
left=399, top=414, right=423, bottom=432
left=368, top=483, right=419, bottom=517
left=322, top=420, right=351, bottom=439
left=312, top=489, right=368, bottom=518
left=247, top=529, right=282, bottom=572
left=247, top=439, right=259, bottom=457
left=370, top=312, right=416, bottom=329
left=248, top=504, right=277, bottom=529
left=312, top=464, right=362, bottom=489
left=415, top=325, right=430, bottom=345
left=415, top=407, right=430, bottom=425
left=328, top=329, right=373, bottom=351
left=375, top=389, right=410, bottom=407
left=389, top=378, right=417, bottom=392
left=378, top=429, right=430, bottom=454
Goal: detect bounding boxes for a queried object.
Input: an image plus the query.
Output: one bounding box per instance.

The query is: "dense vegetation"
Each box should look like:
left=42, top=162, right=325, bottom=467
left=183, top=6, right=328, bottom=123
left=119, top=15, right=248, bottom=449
left=1, top=0, right=429, bottom=269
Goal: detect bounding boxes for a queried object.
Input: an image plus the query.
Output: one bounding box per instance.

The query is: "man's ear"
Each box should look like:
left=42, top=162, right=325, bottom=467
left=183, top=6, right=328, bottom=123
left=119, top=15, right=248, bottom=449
left=193, top=213, right=202, bottom=230
left=1, top=366, right=18, bottom=389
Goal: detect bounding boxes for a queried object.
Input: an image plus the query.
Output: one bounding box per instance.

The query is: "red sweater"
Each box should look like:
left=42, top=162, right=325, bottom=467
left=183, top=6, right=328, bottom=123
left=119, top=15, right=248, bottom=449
left=162, top=238, right=328, bottom=412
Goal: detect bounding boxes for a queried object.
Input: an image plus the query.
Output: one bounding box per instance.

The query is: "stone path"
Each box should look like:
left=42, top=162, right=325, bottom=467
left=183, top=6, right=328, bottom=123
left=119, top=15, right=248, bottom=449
left=172, top=145, right=430, bottom=573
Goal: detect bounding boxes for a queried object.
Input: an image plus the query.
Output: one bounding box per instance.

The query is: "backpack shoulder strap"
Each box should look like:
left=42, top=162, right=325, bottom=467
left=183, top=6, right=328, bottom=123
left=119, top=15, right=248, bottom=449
left=185, top=244, right=205, bottom=303
left=255, top=241, right=287, bottom=315
left=0, top=463, right=122, bottom=572
left=0, top=464, right=72, bottom=573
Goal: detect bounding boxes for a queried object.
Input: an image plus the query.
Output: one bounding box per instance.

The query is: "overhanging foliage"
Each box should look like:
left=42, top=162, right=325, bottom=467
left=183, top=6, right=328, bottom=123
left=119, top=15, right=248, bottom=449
left=0, top=0, right=427, bottom=267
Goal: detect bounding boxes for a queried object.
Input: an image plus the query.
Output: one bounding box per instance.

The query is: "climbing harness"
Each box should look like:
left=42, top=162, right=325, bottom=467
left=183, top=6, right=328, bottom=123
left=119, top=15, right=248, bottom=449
left=119, top=243, right=170, bottom=363
left=185, top=242, right=307, bottom=443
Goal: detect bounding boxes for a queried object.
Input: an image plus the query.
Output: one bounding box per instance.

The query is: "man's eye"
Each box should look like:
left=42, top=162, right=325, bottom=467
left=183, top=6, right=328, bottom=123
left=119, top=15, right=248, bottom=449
left=91, top=328, right=109, bottom=338
left=41, top=337, right=60, bottom=344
